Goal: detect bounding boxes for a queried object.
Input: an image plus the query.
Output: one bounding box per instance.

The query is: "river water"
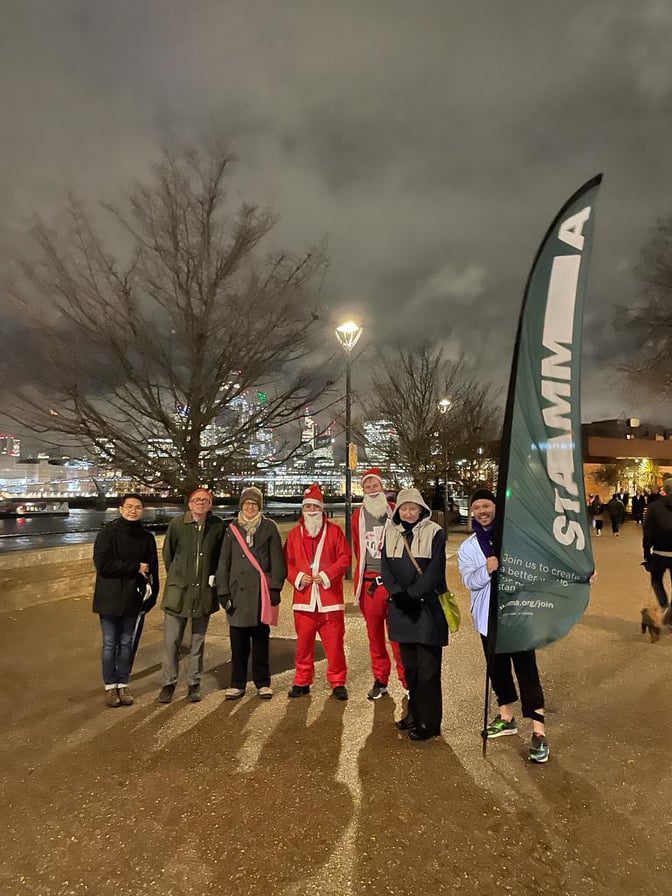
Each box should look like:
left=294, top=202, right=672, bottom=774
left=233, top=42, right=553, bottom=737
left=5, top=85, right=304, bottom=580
left=0, top=503, right=340, bottom=553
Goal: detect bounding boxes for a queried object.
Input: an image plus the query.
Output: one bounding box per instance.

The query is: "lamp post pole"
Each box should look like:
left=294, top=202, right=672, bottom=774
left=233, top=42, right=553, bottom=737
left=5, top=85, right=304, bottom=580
left=438, top=398, right=452, bottom=538
left=335, top=321, right=363, bottom=579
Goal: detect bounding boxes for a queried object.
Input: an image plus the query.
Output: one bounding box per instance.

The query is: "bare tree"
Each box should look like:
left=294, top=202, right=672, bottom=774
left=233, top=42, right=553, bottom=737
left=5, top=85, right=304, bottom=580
left=4, top=145, right=332, bottom=495
left=620, top=216, right=672, bottom=394
left=364, top=343, right=501, bottom=497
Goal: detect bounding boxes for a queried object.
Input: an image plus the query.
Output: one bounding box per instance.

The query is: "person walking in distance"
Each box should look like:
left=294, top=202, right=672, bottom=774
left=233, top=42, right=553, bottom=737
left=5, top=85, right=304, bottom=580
left=458, top=489, right=549, bottom=763
left=217, top=487, right=286, bottom=700
left=92, top=494, right=159, bottom=708
left=352, top=468, right=406, bottom=699
left=606, top=494, right=626, bottom=536
left=157, top=488, right=225, bottom=704
left=285, top=483, right=352, bottom=700
left=642, top=478, right=672, bottom=616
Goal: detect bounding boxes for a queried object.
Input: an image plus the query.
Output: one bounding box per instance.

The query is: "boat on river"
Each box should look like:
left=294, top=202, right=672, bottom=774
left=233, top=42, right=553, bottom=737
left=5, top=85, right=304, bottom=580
left=0, top=498, right=70, bottom=518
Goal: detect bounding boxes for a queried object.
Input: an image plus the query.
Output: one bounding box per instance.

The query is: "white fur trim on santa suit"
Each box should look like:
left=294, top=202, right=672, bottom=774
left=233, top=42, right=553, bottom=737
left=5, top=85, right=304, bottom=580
left=361, top=468, right=384, bottom=490
left=301, top=483, right=324, bottom=509
left=352, top=501, right=393, bottom=603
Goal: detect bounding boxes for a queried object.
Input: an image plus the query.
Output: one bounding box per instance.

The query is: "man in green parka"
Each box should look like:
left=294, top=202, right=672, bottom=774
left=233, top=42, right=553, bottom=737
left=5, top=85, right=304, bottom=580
left=157, top=487, right=226, bottom=704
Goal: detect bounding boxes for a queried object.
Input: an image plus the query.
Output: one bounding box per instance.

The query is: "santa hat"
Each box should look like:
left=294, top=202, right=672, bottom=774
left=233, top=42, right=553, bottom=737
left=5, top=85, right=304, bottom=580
left=302, top=483, right=324, bottom=509
left=361, top=468, right=384, bottom=490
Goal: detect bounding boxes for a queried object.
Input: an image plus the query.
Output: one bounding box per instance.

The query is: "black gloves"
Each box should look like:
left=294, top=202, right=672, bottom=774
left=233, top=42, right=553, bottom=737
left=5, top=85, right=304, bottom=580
left=142, top=596, right=157, bottom=613
left=223, top=598, right=235, bottom=614
left=270, top=589, right=282, bottom=607
left=392, top=591, right=421, bottom=617
left=642, top=559, right=652, bottom=572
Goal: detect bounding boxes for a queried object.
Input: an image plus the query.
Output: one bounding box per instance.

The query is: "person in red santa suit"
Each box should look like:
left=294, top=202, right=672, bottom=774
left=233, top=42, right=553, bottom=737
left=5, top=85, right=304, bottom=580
left=285, top=483, right=352, bottom=700
left=352, top=468, right=407, bottom=700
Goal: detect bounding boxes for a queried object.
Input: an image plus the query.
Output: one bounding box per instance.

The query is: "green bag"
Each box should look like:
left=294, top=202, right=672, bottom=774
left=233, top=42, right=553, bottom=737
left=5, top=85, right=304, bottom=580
left=438, top=590, right=461, bottom=634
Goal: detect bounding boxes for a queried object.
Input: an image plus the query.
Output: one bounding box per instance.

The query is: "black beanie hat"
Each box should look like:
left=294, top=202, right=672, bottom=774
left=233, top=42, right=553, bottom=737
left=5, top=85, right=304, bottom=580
left=470, top=488, right=496, bottom=506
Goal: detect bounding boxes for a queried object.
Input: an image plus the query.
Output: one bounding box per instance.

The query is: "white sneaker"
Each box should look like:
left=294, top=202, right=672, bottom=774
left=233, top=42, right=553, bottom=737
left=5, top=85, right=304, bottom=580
left=224, top=687, right=245, bottom=700
left=257, top=686, right=273, bottom=699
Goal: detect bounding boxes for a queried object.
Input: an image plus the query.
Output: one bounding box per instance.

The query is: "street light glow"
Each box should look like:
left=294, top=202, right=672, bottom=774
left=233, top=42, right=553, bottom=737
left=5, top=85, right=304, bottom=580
left=335, top=321, right=363, bottom=353
left=438, top=397, right=452, bottom=415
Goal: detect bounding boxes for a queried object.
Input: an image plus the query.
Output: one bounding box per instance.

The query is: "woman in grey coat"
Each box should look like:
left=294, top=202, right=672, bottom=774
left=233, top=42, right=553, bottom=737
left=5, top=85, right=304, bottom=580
left=381, top=487, right=448, bottom=741
left=216, top=487, right=286, bottom=699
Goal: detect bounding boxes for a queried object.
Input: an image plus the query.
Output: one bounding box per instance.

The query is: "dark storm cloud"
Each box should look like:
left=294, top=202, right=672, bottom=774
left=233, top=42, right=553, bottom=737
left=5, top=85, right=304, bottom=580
left=2, top=0, right=672, bottom=428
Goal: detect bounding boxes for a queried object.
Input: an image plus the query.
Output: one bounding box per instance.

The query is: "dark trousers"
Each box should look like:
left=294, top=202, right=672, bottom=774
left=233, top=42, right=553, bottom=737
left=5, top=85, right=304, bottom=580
left=400, top=642, right=443, bottom=734
left=229, top=623, right=271, bottom=688
left=649, top=554, right=672, bottom=610
left=480, top=636, right=544, bottom=719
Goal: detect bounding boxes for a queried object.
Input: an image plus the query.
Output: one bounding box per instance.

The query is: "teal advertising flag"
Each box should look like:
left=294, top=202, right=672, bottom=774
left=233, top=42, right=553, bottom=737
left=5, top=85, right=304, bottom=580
left=492, top=176, right=602, bottom=654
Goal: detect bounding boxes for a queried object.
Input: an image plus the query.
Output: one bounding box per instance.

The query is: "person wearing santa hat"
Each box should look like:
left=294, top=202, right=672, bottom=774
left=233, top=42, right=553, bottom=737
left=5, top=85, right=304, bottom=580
left=284, top=483, right=352, bottom=699
left=352, top=468, right=407, bottom=699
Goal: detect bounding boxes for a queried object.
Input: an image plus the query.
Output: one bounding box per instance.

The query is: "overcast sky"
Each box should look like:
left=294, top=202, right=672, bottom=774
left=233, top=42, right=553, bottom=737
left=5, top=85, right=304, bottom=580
left=2, top=0, right=672, bottom=446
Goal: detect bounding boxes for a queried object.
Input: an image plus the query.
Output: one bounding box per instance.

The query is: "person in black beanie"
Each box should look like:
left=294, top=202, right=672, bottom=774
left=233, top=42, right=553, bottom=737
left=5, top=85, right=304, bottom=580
left=92, top=494, right=159, bottom=708
left=457, top=489, right=549, bottom=763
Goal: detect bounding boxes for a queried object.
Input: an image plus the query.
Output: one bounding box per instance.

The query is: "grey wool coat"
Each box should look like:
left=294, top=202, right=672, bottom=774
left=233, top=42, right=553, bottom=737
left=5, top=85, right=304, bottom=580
left=216, top=517, right=286, bottom=627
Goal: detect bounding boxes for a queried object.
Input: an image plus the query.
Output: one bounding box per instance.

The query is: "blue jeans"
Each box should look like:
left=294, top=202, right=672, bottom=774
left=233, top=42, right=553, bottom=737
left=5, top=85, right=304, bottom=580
left=99, top=615, right=137, bottom=686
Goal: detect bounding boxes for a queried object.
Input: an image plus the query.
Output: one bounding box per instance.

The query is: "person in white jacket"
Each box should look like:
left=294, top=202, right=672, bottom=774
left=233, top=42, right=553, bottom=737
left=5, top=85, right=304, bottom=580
left=457, top=489, right=549, bottom=764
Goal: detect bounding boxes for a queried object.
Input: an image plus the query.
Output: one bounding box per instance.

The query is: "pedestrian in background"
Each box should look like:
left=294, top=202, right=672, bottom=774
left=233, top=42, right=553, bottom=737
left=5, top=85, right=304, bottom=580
left=642, top=478, right=672, bottom=613
left=606, top=494, right=626, bottom=536
left=589, top=495, right=604, bottom=536
left=285, top=483, right=352, bottom=700
left=217, top=487, right=286, bottom=700
left=93, top=494, right=159, bottom=708
left=352, top=467, right=406, bottom=700
left=157, top=488, right=225, bottom=704
left=381, top=487, right=447, bottom=742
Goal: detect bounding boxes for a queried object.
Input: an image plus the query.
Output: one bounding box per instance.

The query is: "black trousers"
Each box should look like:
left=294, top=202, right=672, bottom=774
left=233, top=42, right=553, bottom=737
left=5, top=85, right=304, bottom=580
left=649, top=554, right=672, bottom=610
left=229, top=623, right=271, bottom=688
left=400, top=642, right=443, bottom=734
left=480, top=635, right=544, bottom=719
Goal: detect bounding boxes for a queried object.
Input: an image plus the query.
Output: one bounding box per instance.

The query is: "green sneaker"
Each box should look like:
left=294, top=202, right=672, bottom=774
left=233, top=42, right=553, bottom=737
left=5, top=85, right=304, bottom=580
left=529, top=733, right=550, bottom=763
left=484, top=714, right=518, bottom=738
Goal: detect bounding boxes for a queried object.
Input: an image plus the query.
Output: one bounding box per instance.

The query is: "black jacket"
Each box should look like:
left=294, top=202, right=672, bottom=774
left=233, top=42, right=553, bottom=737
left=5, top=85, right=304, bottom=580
left=382, top=515, right=448, bottom=646
left=643, top=496, right=672, bottom=558
left=92, top=517, right=159, bottom=617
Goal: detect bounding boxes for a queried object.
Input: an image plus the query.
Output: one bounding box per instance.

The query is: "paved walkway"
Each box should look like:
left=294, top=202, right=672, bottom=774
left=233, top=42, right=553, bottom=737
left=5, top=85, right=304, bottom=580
left=1, top=524, right=671, bottom=895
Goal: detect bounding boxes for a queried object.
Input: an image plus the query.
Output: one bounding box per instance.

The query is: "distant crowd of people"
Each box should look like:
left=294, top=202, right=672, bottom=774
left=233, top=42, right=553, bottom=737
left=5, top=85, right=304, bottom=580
left=91, top=468, right=579, bottom=766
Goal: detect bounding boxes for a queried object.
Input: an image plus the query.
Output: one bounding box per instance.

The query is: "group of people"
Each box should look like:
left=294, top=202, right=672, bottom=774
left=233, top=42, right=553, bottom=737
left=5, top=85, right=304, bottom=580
left=588, top=493, right=627, bottom=535
left=91, top=470, right=549, bottom=761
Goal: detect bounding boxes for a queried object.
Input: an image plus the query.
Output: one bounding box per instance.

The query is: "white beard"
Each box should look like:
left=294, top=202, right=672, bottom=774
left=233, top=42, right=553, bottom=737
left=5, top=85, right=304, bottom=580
left=303, top=511, right=323, bottom=537
left=363, top=492, right=389, bottom=519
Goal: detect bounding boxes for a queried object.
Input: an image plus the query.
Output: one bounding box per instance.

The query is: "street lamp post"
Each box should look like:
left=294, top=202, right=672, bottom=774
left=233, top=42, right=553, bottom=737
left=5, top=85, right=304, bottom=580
left=335, top=321, right=363, bottom=575
left=438, top=397, right=452, bottom=538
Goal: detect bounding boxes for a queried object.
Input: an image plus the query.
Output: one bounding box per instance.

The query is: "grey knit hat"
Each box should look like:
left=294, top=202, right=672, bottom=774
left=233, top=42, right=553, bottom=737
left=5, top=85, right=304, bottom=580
left=240, top=486, right=263, bottom=510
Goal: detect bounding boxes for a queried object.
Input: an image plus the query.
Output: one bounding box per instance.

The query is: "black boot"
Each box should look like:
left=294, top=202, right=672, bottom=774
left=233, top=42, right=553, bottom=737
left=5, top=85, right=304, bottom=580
left=395, top=714, right=416, bottom=731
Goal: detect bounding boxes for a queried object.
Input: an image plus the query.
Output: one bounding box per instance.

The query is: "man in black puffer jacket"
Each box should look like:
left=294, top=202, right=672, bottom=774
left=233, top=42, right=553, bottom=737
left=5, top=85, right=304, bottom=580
left=93, top=494, right=159, bottom=708
left=643, top=479, right=672, bottom=612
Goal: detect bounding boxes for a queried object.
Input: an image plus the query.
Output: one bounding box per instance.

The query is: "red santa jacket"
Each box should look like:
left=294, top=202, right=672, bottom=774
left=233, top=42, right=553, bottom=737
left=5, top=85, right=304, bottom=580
left=352, top=501, right=394, bottom=604
left=285, top=517, right=352, bottom=612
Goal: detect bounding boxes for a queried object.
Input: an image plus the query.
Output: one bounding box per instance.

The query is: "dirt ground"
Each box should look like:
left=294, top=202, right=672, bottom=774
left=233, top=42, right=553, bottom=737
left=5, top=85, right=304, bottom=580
left=1, top=524, right=671, bottom=895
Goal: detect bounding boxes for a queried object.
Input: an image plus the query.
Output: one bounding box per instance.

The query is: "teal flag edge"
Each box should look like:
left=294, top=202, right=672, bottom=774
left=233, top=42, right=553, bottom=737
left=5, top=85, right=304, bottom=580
left=491, top=175, right=603, bottom=654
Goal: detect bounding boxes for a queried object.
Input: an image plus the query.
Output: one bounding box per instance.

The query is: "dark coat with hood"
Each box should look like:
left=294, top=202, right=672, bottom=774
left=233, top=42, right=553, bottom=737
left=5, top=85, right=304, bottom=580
left=381, top=488, right=448, bottom=646
left=216, top=516, right=286, bottom=627
left=92, top=517, right=159, bottom=617
left=161, top=511, right=226, bottom=618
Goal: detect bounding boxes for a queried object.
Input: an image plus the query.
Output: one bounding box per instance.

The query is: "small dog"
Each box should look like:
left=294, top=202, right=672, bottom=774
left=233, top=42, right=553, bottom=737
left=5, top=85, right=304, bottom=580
left=640, top=604, right=671, bottom=642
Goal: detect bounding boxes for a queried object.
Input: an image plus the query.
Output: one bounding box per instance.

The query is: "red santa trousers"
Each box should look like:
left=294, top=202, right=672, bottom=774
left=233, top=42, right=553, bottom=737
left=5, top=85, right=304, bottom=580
left=293, top=609, right=347, bottom=688
left=360, top=582, right=406, bottom=688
